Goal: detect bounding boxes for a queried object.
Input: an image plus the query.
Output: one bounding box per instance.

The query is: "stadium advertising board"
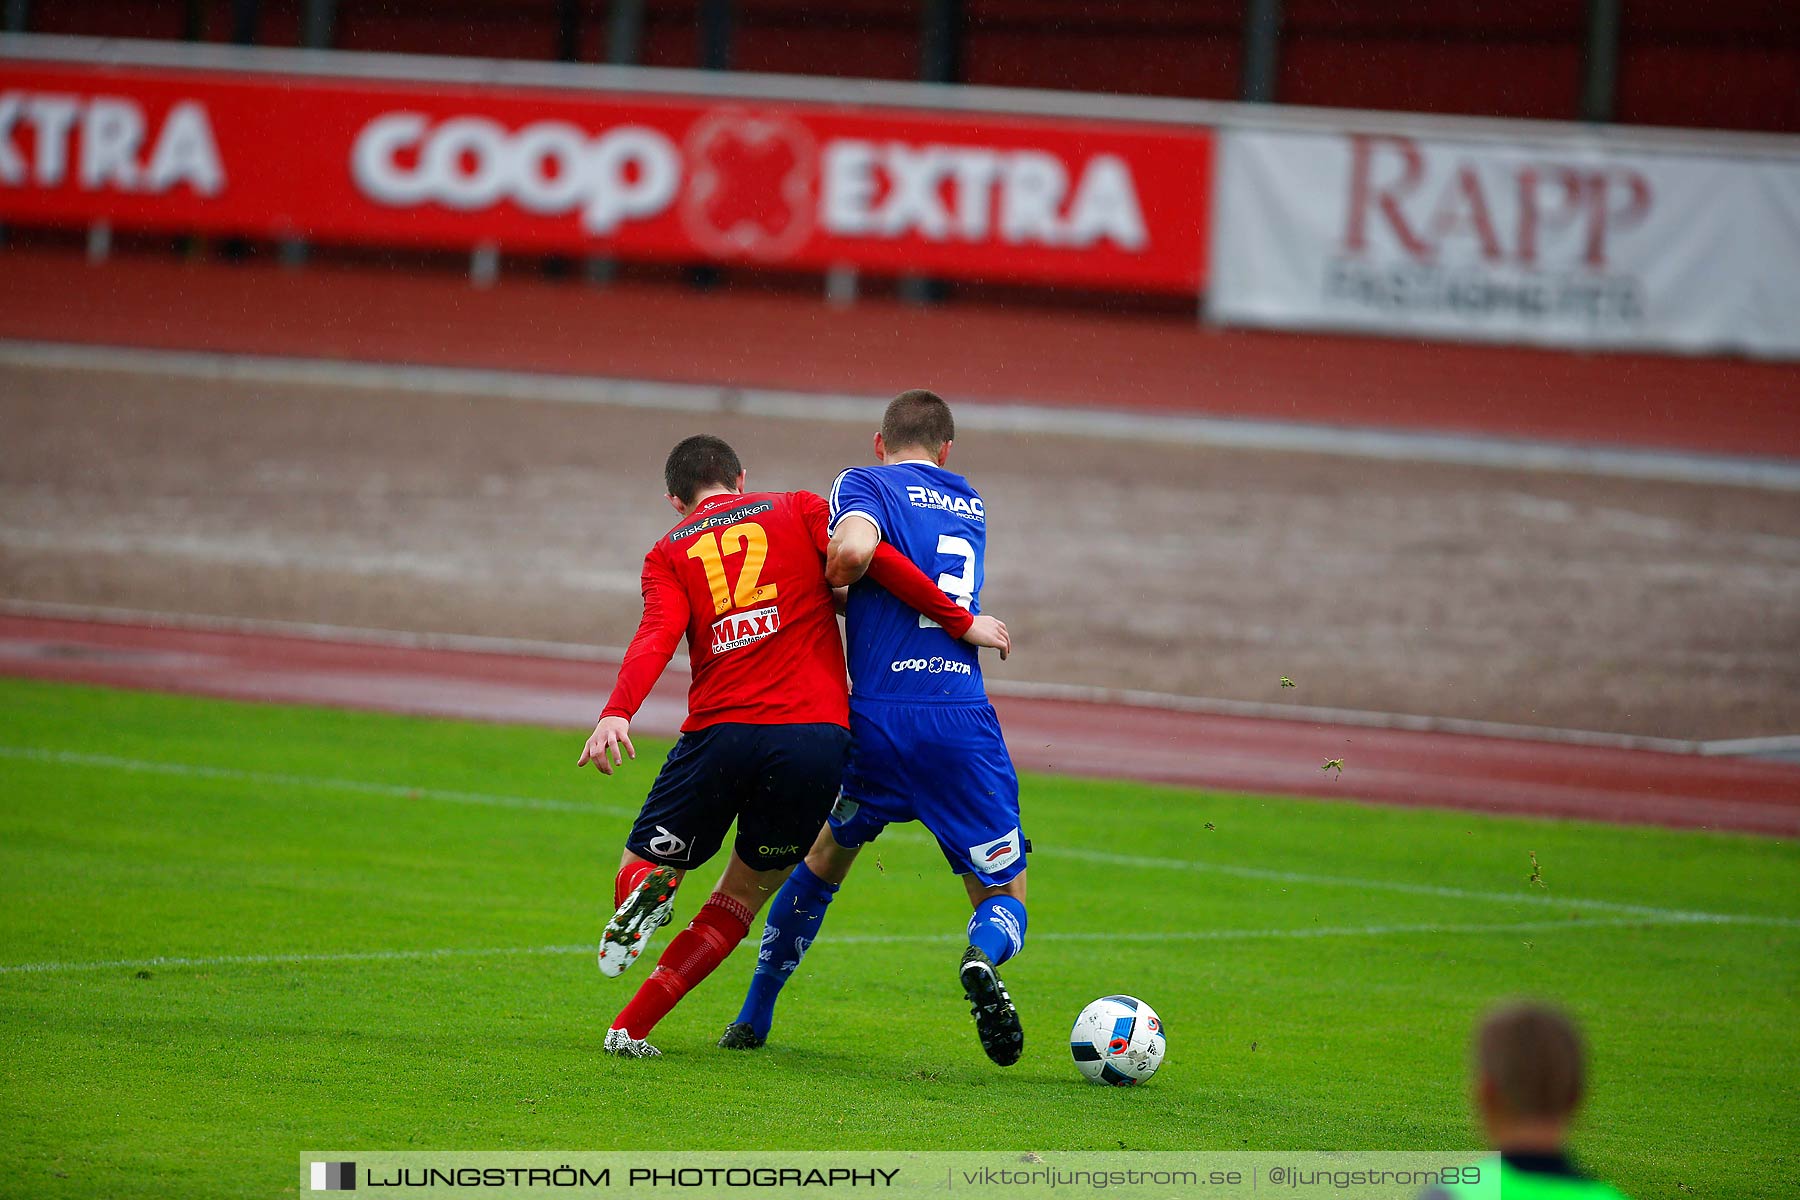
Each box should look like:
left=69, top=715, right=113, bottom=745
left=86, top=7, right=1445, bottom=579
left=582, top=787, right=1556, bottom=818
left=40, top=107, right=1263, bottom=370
left=1210, top=126, right=1800, bottom=357
left=0, top=57, right=1214, bottom=293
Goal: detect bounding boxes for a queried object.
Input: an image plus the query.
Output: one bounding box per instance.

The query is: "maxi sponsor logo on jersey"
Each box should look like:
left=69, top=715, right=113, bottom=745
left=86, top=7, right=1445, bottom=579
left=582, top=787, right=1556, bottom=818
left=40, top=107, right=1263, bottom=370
left=712, top=603, right=780, bottom=653
left=890, top=655, right=973, bottom=675
left=905, top=485, right=985, bottom=522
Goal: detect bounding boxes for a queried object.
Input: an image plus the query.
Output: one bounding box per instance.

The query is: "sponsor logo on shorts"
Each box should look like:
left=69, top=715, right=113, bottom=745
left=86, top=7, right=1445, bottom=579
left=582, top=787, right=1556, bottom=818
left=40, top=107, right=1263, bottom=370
left=905, top=485, right=985, bottom=522
left=889, top=655, right=972, bottom=675
left=712, top=603, right=781, bottom=653
left=830, top=793, right=860, bottom=823
left=757, top=844, right=800, bottom=858
left=647, top=825, right=690, bottom=861
left=969, top=827, right=1022, bottom=874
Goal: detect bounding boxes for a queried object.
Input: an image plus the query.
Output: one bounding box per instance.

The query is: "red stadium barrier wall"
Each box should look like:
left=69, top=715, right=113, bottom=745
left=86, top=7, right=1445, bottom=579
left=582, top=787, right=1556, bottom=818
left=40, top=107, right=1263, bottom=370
left=0, top=53, right=1214, bottom=294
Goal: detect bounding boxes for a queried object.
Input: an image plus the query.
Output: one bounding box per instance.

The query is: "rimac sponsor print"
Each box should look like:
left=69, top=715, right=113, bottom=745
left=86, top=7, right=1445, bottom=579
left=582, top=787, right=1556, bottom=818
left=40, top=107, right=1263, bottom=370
left=905, top=485, right=985, bottom=522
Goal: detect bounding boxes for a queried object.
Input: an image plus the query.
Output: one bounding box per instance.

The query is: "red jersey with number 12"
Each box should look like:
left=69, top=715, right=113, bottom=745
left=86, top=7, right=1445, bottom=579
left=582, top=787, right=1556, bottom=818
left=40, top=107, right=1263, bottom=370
left=603, top=491, right=848, bottom=731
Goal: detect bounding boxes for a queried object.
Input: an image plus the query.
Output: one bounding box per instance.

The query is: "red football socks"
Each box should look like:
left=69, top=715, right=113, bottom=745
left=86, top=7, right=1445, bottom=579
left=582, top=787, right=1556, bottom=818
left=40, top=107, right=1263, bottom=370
left=613, top=859, right=658, bottom=910
left=612, top=892, right=754, bottom=1040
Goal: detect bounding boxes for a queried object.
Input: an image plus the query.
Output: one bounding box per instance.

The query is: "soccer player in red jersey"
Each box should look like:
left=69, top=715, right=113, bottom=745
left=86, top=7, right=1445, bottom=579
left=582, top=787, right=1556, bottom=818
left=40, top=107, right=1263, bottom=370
left=579, top=434, right=1011, bottom=1057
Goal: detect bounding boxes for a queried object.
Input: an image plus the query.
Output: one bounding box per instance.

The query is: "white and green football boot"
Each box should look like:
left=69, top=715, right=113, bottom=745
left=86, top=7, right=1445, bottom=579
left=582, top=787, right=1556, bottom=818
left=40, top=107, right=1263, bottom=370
left=597, top=865, right=679, bottom=978
left=603, top=1028, right=662, bottom=1058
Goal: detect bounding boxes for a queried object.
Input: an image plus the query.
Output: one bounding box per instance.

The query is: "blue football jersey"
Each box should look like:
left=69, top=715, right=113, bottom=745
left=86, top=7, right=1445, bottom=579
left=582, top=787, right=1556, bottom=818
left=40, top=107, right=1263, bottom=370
left=830, top=461, right=989, bottom=701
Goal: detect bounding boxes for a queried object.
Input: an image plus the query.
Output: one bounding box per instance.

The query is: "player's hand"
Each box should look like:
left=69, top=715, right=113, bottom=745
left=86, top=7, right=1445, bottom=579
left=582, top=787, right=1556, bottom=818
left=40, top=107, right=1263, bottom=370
left=578, top=716, right=636, bottom=776
left=961, top=614, right=1011, bottom=661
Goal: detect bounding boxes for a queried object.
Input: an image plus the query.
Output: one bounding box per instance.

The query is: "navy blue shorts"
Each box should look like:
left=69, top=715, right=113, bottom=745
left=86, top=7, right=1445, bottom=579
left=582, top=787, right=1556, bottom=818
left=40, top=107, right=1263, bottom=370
left=829, top=698, right=1025, bottom=887
left=627, top=722, right=850, bottom=873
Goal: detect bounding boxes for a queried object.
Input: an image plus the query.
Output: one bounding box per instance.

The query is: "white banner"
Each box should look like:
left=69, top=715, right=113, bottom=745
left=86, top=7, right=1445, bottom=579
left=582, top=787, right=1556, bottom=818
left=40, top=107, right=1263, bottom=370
left=1209, top=127, right=1800, bottom=358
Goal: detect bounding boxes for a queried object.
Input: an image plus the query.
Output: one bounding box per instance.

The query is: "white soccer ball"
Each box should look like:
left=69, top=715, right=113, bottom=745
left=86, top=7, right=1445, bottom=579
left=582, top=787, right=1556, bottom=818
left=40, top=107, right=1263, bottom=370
left=1070, top=995, right=1165, bottom=1085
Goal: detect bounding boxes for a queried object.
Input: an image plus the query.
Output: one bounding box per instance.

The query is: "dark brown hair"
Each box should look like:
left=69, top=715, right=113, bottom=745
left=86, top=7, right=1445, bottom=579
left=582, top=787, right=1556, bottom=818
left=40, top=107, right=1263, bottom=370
left=663, top=434, right=742, bottom=504
left=1477, top=1002, right=1585, bottom=1120
left=881, top=389, right=955, bottom=454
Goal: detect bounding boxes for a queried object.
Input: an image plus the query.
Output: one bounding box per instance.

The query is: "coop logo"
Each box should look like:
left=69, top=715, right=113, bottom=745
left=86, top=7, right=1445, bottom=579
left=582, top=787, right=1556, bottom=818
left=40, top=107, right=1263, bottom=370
left=890, top=655, right=973, bottom=675
left=309, top=1161, right=355, bottom=1191
left=347, top=105, right=1150, bottom=257
left=969, top=828, right=1021, bottom=873
left=0, top=91, right=224, bottom=195
left=351, top=113, right=680, bottom=233
left=905, top=486, right=985, bottom=521
left=711, top=603, right=780, bottom=654
left=1340, top=133, right=1653, bottom=270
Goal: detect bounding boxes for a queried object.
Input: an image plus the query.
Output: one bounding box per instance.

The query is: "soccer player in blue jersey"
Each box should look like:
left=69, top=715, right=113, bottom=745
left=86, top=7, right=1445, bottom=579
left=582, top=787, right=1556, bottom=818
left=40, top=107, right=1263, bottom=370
left=720, top=389, right=1028, bottom=1066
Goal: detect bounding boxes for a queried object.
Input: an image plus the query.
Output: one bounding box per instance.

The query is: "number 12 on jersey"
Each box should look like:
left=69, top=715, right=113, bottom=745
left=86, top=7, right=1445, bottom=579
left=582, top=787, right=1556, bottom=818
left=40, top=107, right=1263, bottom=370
left=685, top=522, right=778, bottom=617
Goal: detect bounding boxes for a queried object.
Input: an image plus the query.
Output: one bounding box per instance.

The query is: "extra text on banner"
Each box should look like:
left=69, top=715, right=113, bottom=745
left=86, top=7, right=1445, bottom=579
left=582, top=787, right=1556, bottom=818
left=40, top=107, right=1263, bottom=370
left=0, top=56, right=1214, bottom=293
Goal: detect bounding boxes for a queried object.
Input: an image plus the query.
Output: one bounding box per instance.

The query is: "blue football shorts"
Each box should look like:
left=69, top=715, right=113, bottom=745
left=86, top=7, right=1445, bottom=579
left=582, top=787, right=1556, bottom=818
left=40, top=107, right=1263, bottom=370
left=828, top=697, right=1026, bottom=887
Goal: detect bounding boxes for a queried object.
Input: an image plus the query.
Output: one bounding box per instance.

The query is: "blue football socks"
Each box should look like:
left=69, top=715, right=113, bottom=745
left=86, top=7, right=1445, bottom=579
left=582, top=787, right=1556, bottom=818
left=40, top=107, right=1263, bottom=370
left=734, top=860, right=838, bottom=1039
left=966, top=894, right=1027, bottom=967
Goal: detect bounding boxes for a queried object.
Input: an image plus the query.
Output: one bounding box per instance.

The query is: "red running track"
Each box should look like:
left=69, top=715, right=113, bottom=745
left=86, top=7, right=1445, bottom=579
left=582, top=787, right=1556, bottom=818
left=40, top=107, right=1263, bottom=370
left=4, top=248, right=1799, bottom=457
left=3, top=615, right=1795, bottom=837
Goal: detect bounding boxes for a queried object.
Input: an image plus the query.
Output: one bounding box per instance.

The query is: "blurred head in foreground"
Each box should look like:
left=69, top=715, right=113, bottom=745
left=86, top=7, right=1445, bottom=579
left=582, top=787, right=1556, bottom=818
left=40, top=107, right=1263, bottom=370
left=1422, top=1002, right=1637, bottom=1199
left=1474, top=1001, right=1584, bottom=1152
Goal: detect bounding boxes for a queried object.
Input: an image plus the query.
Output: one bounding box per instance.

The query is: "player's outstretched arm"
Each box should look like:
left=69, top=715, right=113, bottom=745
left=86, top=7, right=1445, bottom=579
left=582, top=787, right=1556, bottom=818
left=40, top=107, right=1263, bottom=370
left=801, top=489, right=1005, bottom=654
left=582, top=550, right=687, bottom=776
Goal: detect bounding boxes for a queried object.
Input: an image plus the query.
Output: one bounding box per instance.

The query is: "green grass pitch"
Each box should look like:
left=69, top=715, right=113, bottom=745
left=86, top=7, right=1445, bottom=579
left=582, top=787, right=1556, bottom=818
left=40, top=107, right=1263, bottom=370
left=1, top=679, right=1795, bottom=1198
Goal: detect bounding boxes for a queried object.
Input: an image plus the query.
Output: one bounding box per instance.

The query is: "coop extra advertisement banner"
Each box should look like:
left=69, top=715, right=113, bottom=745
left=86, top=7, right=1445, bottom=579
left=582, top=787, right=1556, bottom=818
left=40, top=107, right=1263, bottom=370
left=1210, top=126, right=1800, bottom=357
left=0, top=55, right=1214, bottom=292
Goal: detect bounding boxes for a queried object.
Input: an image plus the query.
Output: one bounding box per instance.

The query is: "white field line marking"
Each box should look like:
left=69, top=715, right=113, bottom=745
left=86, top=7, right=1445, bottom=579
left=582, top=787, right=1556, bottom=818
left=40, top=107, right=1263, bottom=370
left=0, top=916, right=1740, bottom=977
left=0, top=746, right=638, bottom=820
left=6, top=745, right=1795, bottom=930
left=5, top=339, right=1798, bottom=491
left=0, top=597, right=1716, bottom=754
left=1054, top=847, right=1800, bottom=928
